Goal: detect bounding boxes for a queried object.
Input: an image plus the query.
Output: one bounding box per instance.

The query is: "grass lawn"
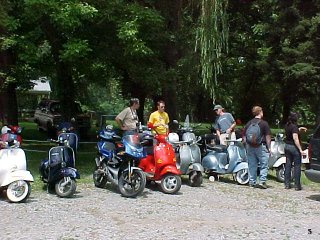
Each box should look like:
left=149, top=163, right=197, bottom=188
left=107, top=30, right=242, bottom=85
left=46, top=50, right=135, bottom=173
left=17, top=121, right=319, bottom=192
left=20, top=121, right=97, bottom=191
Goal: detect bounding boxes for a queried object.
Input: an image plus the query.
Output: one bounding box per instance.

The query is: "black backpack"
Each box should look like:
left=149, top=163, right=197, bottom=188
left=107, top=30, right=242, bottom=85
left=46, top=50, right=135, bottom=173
left=245, top=120, right=262, bottom=146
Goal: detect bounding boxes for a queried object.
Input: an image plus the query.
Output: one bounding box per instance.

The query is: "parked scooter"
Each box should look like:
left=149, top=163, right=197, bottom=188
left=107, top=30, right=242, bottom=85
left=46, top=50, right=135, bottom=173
left=93, top=125, right=146, bottom=198
left=39, top=132, right=80, bottom=197
left=0, top=132, right=34, bottom=202
left=167, top=116, right=203, bottom=187
left=139, top=123, right=182, bottom=194
left=201, top=139, right=249, bottom=185
left=1, top=125, right=23, bottom=145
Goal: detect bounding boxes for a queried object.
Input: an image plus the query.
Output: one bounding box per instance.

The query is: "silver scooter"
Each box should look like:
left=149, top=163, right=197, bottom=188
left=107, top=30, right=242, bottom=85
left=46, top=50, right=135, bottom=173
left=168, top=115, right=204, bottom=187
left=201, top=139, right=249, bottom=185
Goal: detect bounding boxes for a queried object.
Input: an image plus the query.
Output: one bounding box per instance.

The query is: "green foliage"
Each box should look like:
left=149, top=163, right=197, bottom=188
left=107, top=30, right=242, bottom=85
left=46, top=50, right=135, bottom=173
left=196, top=0, right=229, bottom=100
left=60, top=39, right=91, bottom=62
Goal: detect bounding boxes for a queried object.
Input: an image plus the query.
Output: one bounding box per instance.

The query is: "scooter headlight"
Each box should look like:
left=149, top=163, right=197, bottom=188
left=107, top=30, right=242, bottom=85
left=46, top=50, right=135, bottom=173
left=61, top=161, right=67, bottom=168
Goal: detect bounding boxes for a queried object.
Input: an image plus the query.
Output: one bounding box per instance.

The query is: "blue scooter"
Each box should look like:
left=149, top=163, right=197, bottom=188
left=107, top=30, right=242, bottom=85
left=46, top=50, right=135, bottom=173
left=201, top=139, right=249, bottom=185
left=93, top=125, right=146, bottom=198
left=39, top=132, right=80, bottom=197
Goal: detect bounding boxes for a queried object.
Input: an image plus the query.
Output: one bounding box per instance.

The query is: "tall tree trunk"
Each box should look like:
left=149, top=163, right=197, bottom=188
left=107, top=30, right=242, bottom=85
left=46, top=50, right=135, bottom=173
left=41, top=18, right=76, bottom=121
left=56, top=62, right=75, bottom=121
left=5, top=83, right=19, bottom=125
left=0, top=26, right=18, bottom=125
left=155, top=0, right=182, bottom=122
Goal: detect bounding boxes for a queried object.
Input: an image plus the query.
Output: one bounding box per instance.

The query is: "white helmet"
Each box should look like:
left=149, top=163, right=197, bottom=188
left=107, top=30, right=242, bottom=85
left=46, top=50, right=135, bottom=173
left=1, top=126, right=11, bottom=135
left=168, top=133, right=179, bottom=143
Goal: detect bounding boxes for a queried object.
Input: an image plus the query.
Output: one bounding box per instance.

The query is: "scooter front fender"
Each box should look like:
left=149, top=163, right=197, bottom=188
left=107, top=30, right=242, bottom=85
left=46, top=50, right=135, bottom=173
left=232, top=162, right=248, bottom=173
left=61, top=167, right=80, bottom=179
left=122, top=166, right=143, bottom=175
left=1, top=170, right=34, bottom=187
left=273, top=156, right=286, bottom=168
left=159, top=165, right=181, bottom=177
left=190, top=163, right=204, bottom=172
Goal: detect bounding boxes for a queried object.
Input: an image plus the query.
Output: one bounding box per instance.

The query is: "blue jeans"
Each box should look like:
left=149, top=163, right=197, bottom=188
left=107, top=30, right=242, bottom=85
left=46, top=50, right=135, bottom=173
left=247, top=144, right=269, bottom=185
left=284, top=144, right=301, bottom=187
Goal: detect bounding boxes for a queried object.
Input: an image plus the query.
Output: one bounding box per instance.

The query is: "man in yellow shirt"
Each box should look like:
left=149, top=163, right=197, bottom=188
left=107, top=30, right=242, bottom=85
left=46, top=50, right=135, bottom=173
left=148, top=101, right=169, bottom=135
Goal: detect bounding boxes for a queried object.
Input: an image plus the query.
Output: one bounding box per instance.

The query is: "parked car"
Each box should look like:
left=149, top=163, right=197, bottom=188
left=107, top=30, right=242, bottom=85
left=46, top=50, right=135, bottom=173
left=34, top=99, right=90, bottom=137
left=305, top=124, right=320, bottom=183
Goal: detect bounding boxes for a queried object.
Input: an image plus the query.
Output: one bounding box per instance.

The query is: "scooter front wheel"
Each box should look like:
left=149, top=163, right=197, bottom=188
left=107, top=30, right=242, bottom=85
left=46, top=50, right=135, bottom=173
left=55, top=177, right=76, bottom=198
left=6, top=180, right=31, bottom=203
left=275, top=164, right=294, bottom=183
left=189, top=171, right=203, bottom=187
left=160, top=174, right=181, bottom=194
left=119, top=169, right=146, bottom=198
left=235, top=168, right=249, bottom=185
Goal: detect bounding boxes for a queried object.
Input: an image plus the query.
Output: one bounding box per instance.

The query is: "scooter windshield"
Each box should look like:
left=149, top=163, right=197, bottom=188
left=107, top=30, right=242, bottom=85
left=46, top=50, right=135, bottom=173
left=122, top=135, right=142, bottom=149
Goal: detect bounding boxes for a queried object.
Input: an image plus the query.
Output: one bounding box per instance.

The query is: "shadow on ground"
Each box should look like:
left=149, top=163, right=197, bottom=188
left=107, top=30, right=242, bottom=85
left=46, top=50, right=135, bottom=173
left=306, top=194, right=320, bottom=202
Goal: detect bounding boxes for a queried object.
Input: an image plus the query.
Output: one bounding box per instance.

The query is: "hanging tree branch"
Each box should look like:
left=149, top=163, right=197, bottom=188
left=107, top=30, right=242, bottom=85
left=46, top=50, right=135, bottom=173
left=196, top=0, right=229, bottom=102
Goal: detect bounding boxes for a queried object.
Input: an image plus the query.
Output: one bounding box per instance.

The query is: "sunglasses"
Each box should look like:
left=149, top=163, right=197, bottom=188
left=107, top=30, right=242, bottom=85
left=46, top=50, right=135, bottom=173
left=160, top=106, right=165, bottom=109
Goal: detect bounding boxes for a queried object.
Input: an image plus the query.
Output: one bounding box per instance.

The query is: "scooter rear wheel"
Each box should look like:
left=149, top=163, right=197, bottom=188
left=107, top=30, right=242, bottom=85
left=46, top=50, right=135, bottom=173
left=55, top=178, right=76, bottom=198
left=93, top=163, right=108, bottom=188
left=6, top=180, right=31, bottom=203
left=160, top=174, right=181, bottom=194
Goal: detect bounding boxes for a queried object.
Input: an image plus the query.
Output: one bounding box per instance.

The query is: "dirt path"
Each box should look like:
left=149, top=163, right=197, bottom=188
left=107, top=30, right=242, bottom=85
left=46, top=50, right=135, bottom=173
left=1, top=178, right=320, bottom=240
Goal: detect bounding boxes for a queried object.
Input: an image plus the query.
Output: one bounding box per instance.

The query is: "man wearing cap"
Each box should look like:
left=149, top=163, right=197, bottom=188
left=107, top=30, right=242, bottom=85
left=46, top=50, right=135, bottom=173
left=213, top=105, right=236, bottom=145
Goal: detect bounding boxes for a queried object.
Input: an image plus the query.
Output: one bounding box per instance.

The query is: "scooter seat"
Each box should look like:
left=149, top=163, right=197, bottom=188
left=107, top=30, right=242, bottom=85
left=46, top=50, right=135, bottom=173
left=211, top=145, right=228, bottom=153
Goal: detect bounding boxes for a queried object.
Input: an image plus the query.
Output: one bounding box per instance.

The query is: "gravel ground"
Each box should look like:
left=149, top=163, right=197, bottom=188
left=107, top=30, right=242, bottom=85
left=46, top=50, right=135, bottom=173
left=1, top=176, right=320, bottom=240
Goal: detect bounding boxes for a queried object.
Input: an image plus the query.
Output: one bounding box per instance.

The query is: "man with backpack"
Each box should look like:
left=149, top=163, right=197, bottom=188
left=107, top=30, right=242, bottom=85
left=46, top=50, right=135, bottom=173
left=244, top=106, right=271, bottom=189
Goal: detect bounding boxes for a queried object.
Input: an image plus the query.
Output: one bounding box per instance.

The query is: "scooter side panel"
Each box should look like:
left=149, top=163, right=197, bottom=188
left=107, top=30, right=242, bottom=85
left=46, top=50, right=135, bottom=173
left=273, top=156, right=286, bottom=168
left=1, top=170, right=34, bottom=186
left=190, top=144, right=201, bottom=164
left=159, top=165, right=181, bottom=176
left=179, top=145, right=192, bottom=173
left=139, top=155, right=155, bottom=173
left=202, top=153, right=227, bottom=171
left=154, top=143, right=180, bottom=177
left=154, top=143, right=176, bottom=166
left=0, top=149, right=27, bottom=171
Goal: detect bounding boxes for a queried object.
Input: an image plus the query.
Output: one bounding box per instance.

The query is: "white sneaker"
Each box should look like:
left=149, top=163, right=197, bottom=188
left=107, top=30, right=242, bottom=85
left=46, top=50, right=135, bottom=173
left=225, top=164, right=229, bottom=170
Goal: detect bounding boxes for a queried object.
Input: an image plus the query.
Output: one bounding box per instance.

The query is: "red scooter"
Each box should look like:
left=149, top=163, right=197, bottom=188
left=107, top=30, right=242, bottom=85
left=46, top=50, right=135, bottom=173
left=1, top=125, right=23, bottom=145
left=138, top=123, right=181, bottom=194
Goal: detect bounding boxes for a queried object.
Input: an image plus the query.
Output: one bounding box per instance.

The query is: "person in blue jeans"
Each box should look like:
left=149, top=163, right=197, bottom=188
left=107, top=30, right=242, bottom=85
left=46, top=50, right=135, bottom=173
left=244, top=106, right=271, bottom=189
left=284, top=112, right=307, bottom=191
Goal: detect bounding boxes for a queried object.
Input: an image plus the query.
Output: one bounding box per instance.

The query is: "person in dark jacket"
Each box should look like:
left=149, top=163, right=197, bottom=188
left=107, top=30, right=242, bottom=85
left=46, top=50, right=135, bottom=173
left=284, top=112, right=307, bottom=191
left=244, top=106, right=271, bottom=189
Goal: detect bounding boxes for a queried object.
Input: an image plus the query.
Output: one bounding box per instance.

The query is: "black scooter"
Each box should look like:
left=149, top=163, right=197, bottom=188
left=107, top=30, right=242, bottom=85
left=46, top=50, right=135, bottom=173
left=39, top=132, right=80, bottom=197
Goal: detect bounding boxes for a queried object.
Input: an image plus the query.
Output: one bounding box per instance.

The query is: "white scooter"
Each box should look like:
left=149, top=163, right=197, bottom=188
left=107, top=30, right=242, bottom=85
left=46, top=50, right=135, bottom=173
left=0, top=134, right=34, bottom=202
left=268, top=120, right=309, bottom=182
